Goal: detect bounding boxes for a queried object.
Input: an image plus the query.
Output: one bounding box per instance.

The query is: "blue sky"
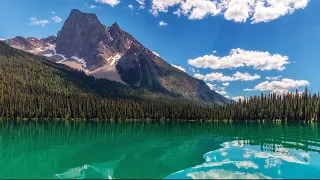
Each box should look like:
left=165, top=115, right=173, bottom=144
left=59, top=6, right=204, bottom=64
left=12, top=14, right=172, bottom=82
left=1, top=0, right=319, bottom=100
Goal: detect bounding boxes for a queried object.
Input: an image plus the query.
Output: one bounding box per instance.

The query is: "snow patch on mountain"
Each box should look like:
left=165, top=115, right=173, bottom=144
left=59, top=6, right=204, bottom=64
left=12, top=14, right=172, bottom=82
left=56, top=54, right=68, bottom=63
left=89, top=53, right=125, bottom=84
left=109, top=53, right=122, bottom=66
left=42, top=44, right=57, bottom=57
left=71, top=56, right=87, bottom=68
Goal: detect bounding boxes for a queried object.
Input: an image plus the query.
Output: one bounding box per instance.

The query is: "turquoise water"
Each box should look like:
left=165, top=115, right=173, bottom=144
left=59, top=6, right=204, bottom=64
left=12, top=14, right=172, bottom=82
left=0, top=120, right=320, bottom=179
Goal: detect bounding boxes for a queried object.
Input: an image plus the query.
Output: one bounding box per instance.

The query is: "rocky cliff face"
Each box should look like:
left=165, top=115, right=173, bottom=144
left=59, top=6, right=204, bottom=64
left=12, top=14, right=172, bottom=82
left=5, top=9, right=231, bottom=104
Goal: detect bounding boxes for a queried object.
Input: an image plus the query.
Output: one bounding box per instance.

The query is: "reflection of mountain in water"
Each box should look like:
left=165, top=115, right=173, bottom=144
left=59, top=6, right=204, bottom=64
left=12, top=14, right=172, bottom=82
left=0, top=120, right=319, bottom=179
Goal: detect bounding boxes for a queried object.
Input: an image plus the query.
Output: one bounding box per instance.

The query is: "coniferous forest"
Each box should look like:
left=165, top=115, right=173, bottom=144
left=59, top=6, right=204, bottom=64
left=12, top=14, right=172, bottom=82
left=1, top=41, right=320, bottom=121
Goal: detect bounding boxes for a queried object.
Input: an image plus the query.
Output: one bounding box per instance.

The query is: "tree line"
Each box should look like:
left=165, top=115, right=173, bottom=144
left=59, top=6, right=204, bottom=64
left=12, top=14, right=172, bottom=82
left=1, top=86, right=320, bottom=121
left=1, top=41, right=320, bottom=121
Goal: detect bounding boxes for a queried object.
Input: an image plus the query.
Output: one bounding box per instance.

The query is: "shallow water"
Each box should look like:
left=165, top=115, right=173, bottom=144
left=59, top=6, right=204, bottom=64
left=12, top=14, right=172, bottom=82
left=0, top=120, right=320, bottom=179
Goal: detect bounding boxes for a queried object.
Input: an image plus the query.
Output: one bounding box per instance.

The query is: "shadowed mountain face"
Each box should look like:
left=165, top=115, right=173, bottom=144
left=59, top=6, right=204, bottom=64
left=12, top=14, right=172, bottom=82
left=4, top=9, right=230, bottom=104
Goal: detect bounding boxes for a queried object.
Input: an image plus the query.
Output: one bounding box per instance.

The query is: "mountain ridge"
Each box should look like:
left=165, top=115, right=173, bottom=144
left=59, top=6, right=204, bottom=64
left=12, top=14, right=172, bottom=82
left=4, top=9, right=231, bottom=105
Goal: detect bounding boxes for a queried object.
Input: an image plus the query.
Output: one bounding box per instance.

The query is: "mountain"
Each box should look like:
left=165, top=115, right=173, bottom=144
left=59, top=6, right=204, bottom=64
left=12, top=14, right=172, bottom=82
left=0, top=41, right=223, bottom=120
left=5, top=9, right=230, bottom=105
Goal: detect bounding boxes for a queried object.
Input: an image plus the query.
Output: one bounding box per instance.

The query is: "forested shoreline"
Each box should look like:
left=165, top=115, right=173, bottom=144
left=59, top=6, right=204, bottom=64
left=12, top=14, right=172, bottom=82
left=1, top=86, right=320, bottom=121
left=1, top=41, right=320, bottom=121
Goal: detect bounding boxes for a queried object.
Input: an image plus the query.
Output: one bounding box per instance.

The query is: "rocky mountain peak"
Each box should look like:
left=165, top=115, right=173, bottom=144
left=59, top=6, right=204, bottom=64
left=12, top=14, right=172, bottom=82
left=5, top=9, right=231, bottom=104
left=109, top=22, right=121, bottom=35
left=55, top=9, right=108, bottom=67
left=68, top=9, right=102, bottom=28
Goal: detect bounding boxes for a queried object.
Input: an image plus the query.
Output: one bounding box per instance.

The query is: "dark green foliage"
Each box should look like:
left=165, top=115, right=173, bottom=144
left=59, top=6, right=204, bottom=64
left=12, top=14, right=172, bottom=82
left=0, top=41, right=214, bottom=120
left=213, top=88, right=320, bottom=121
left=1, top=41, right=319, bottom=121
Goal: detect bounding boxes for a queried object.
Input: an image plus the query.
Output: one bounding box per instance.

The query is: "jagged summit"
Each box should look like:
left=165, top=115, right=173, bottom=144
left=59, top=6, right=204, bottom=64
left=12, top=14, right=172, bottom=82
left=4, top=9, right=231, bottom=104
left=68, top=9, right=102, bottom=26
left=110, top=22, right=121, bottom=30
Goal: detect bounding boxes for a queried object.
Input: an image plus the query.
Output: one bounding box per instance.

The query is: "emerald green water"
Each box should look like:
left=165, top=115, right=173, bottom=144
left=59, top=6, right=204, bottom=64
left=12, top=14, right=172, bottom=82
left=0, top=120, right=320, bottom=179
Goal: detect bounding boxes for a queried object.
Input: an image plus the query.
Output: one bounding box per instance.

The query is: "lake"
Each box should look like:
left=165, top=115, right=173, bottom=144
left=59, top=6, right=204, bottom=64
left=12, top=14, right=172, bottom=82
left=0, top=120, right=320, bottom=179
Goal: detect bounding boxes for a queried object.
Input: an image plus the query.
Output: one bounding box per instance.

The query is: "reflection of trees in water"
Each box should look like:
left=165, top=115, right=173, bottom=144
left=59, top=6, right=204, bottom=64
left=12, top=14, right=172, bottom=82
left=0, top=120, right=319, bottom=178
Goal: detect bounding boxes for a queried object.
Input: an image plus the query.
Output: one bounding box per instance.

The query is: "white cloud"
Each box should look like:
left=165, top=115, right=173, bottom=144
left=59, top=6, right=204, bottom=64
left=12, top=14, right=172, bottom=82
left=245, top=78, right=310, bottom=94
left=51, top=16, right=62, bottom=23
left=251, top=0, right=310, bottom=24
left=149, top=0, right=309, bottom=23
left=224, top=95, right=230, bottom=98
left=178, top=0, right=222, bottom=20
left=217, top=90, right=227, bottom=95
left=85, top=3, right=100, bottom=9
left=206, top=82, right=217, bottom=90
left=159, top=21, right=168, bottom=26
left=94, top=0, right=120, bottom=7
left=90, top=4, right=98, bottom=9
left=188, top=49, right=289, bottom=71
left=187, top=169, right=271, bottom=179
left=190, top=67, right=196, bottom=73
left=128, top=4, right=134, bottom=10
left=29, top=18, right=49, bottom=27
left=172, top=64, right=186, bottom=72
left=219, top=86, right=226, bottom=91
left=137, top=0, right=145, bottom=9
left=266, top=75, right=282, bottom=81
left=152, top=51, right=160, bottom=57
left=52, top=11, right=55, bottom=14
left=150, top=0, right=182, bottom=16
left=204, top=72, right=260, bottom=82
left=232, top=96, right=245, bottom=102
left=223, top=0, right=254, bottom=23
left=194, top=73, right=205, bottom=80
left=222, top=82, right=230, bottom=87
left=206, top=83, right=227, bottom=95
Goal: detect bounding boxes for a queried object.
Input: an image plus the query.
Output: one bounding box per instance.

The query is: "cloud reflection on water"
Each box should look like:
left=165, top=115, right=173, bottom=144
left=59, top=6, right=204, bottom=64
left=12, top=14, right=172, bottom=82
left=166, top=140, right=318, bottom=179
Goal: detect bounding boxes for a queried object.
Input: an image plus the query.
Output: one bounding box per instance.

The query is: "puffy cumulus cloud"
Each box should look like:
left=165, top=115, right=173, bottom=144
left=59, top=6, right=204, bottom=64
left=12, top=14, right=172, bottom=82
left=266, top=75, right=282, bottom=81
left=51, top=16, right=62, bottom=23
left=204, top=72, right=260, bottom=82
left=128, top=4, right=134, bottom=10
left=245, top=78, right=310, bottom=94
left=194, top=73, right=205, bottom=80
left=150, top=0, right=182, bottom=16
left=251, top=0, right=309, bottom=24
left=159, top=21, right=168, bottom=26
left=176, top=0, right=222, bottom=20
left=222, top=82, right=230, bottom=87
left=149, top=0, right=309, bottom=23
left=222, top=0, right=255, bottom=23
left=188, top=49, right=289, bottom=71
left=94, top=0, right=120, bottom=7
left=232, top=96, right=245, bottom=102
left=29, top=18, right=49, bottom=27
left=172, top=64, right=186, bottom=72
